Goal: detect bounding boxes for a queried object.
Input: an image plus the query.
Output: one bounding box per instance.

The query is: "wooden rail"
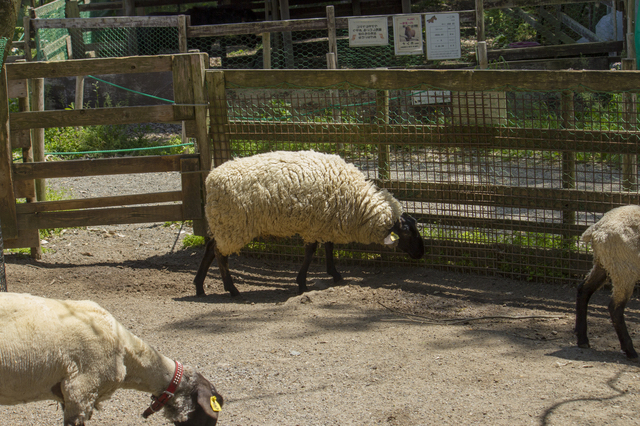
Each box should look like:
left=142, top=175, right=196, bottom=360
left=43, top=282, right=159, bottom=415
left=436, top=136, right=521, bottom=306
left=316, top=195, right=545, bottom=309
left=2, top=53, right=209, bottom=251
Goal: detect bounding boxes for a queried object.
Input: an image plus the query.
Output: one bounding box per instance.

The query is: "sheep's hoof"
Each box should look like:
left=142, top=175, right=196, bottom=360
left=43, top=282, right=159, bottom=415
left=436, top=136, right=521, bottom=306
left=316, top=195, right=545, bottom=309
left=577, top=341, right=590, bottom=349
left=229, top=288, right=241, bottom=297
left=196, top=291, right=207, bottom=297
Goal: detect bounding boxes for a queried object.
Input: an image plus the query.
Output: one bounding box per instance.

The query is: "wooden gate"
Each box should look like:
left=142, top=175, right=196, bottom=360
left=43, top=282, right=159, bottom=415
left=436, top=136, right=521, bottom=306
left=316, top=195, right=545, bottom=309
left=1, top=53, right=210, bottom=255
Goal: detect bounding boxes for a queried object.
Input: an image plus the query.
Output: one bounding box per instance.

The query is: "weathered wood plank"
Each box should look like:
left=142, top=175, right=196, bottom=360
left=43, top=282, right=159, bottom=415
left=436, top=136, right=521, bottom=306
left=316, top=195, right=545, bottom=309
left=5, top=55, right=176, bottom=80
left=12, top=155, right=194, bottom=180
left=0, top=71, right=18, bottom=239
left=221, top=69, right=640, bottom=92
left=485, top=41, right=623, bottom=61
left=13, top=179, right=35, bottom=199
left=180, top=157, right=203, bottom=220
left=380, top=181, right=640, bottom=213
left=18, top=204, right=184, bottom=229
left=227, top=121, right=640, bottom=153
left=7, top=79, right=27, bottom=98
left=31, top=16, right=181, bottom=29
left=15, top=191, right=182, bottom=214
left=187, top=17, right=328, bottom=38
left=3, top=229, right=41, bottom=249
left=10, top=105, right=181, bottom=130
left=171, top=55, right=194, bottom=121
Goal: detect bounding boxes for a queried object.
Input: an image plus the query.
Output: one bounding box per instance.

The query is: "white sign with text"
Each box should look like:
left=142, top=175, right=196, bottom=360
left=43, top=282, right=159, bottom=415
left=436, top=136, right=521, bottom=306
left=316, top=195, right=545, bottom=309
left=424, top=13, right=461, bottom=60
left=348, top=17, right=389, bottom=47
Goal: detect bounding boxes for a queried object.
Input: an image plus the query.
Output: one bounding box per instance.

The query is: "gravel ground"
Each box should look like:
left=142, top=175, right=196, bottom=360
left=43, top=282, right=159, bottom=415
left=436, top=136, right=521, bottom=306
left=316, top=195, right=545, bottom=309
left=2, top=171, right=640, bottom=425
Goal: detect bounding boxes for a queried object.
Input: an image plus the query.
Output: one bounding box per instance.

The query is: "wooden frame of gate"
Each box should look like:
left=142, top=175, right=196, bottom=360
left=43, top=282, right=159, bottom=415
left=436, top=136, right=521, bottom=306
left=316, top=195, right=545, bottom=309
left=1, top=53, right=210, bottom=255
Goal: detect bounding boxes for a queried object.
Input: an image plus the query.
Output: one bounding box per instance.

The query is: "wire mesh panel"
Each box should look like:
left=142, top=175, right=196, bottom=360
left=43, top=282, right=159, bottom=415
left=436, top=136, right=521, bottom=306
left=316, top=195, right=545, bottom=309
left=212, top=70, right=640, bottom=286
left=485, top=2, right=621, bottom=49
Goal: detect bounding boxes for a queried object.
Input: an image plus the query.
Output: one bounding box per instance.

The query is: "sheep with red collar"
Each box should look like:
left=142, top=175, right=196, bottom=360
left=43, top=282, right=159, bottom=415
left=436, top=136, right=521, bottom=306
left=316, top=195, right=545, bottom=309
left=194, top=150, right=425, bottom=297
left=0, top=292, right=223, bottom=425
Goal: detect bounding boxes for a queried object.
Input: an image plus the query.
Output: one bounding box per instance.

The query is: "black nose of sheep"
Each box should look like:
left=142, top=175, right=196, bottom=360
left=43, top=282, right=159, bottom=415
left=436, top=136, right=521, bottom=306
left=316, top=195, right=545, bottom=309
left=392, top=212, right=425, bottom=259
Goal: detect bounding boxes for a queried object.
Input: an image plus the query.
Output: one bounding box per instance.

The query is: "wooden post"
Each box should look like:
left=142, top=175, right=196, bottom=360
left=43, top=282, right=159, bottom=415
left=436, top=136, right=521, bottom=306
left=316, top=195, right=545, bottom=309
left=477, top=41, right=488, bottom=69
left=622, top=58, right=637, bottom=191
left=475, top=0, right=484, bottom=42
left=18, top=91, right=41, bottom=259
left=23, top=15, right=32, bottom=62
left=327, top=6, right=338, bottom=68
left=178, top=15, right=188, bottom=53
left=352, top=0, right=361, bottom=16
left=626, top=0, right=636, bottom=60
left=561, top=90, right=576, bottom=246
left=123, top=0, right=135, bottom=16
left=401, top=0, right=411, bottom=14
left=0, top=69, right=18, bottom=240
left=65, top=0, right=85, bottom=59
left=31, top=77, right=45, bottom=202
left=75, top=75, right=84, bottom=109
left=190, top=53, right=209, bottom=237
left=207, top=71, right=231, bottom=167
left=279, top=0, right=294, bottom=69
left=376, top=89, right=390, bottom=181
left=262, top=32, right=271, bottom=69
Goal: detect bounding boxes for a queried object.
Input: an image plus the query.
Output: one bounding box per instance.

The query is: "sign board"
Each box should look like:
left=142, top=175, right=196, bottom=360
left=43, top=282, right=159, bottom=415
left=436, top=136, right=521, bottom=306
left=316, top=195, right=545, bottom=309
left=425, top=13, right=461, bottom=60
left=412, top=90, right=452, bottom=105
left=393, top=14, right=423, bottom=56
left=348, top=17, right=389, bottom=47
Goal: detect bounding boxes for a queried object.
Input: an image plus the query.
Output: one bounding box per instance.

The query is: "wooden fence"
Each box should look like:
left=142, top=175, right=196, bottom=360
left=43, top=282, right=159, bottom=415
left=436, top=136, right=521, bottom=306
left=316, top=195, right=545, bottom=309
left=1, top=53, right=210, bottom=254
left=3, top=53, right=640, bottom=282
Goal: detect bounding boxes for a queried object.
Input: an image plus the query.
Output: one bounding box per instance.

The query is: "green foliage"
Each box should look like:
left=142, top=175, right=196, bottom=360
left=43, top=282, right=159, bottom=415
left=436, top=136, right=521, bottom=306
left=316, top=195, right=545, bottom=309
left=40, top=84, right=187, bottom=159
left=183, top=234, right=205, bottom=248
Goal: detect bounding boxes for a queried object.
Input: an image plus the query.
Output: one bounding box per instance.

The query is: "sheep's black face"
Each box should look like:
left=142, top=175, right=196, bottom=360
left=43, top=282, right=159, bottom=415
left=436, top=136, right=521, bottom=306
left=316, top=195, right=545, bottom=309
left=174, top=374, right=223, bottom=426
left=389, top=213, right=425, bottom=259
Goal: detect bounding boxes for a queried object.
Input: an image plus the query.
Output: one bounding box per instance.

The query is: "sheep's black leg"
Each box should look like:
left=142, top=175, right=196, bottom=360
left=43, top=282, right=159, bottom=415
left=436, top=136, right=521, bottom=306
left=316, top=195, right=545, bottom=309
left=575, top=263, right=607, bottom=349
left=609, top=296, right=638, bottom=360
left=324, top=242, right=342, bottom=283
left=215, top=246, right=240, bottom=297
left=194, top=239, right=217, bottom=297
left=296, top=242, right=318, bottom=294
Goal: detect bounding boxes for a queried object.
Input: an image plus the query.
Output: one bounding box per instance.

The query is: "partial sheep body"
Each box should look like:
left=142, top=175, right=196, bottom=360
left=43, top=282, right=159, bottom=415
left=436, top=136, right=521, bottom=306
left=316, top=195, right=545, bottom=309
left=194, top=150, right=425, bottom=296
left=576, top=205, right=640, bottom=360
left=0, top=293, right=222, bottom=425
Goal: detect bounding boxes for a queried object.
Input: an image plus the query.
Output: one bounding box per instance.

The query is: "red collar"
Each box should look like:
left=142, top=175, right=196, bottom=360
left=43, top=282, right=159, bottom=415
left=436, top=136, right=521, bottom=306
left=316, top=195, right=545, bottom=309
left=142, top=360, right=184, bottom=419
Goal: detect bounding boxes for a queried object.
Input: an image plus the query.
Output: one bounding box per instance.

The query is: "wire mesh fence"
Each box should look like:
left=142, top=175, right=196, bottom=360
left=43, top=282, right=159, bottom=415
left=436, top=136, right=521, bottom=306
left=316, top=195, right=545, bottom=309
left=30, top=1, right=621, bottom=69
left=485, top=2, right=621, bottom=49
left=211, top=73, right=640, bottom=286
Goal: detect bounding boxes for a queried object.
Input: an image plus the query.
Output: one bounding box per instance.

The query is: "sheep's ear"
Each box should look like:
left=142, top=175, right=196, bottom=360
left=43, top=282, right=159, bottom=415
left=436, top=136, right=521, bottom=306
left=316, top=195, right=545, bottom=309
left=384, top=232, right=399, bottom=245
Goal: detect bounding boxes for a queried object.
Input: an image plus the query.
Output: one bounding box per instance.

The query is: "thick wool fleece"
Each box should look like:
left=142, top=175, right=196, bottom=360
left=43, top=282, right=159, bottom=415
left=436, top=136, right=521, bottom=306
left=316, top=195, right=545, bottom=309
left=0, top=293, right=201, bottom=424
left=204, top=150, right=404, bottom=256
left=582, top=205, right=640, bottom=304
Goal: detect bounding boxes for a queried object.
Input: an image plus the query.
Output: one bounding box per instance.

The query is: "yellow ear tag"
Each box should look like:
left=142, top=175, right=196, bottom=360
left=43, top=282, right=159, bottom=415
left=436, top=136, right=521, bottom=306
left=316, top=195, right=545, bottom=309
left=210, top=396, right=222, bottom=412
left=390, top=232, right=399, bottom=242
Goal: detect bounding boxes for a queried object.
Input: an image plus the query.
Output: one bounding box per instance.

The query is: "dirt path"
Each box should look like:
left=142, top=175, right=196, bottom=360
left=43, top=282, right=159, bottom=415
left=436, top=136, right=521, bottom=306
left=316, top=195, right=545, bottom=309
left=3, top=220, right=640, bottom=425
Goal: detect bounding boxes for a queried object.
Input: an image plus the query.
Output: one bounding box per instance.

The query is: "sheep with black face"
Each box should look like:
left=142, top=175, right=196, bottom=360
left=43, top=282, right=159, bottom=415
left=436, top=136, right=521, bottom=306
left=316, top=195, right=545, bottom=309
left=0, top=293, right=223, bottom=425
left=194, top=150, right=425, bottom=297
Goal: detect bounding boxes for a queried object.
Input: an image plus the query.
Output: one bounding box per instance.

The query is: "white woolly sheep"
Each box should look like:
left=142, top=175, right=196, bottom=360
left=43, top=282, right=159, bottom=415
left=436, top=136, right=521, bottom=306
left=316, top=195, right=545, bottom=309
left=576, top=204, right=640, bottom=360
left=0, top=292, right=223, bottom=425
left=193, top=150, right=425, bottom=297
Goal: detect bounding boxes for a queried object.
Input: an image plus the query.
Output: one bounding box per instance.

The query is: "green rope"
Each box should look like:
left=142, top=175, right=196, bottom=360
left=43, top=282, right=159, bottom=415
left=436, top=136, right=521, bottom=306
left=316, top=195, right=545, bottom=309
left=44, top=142, right=194, bottom=156
left=87, top=75, right=175, bottom=104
